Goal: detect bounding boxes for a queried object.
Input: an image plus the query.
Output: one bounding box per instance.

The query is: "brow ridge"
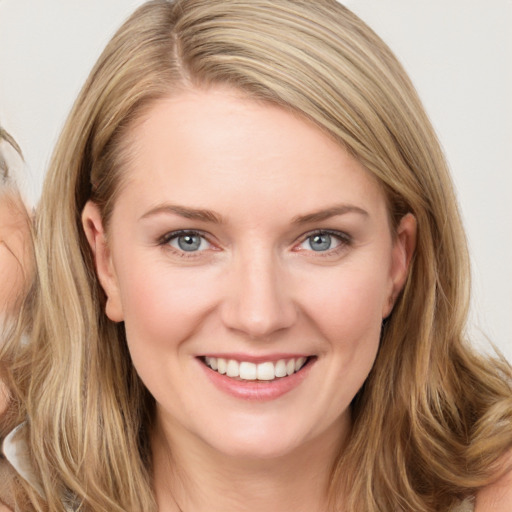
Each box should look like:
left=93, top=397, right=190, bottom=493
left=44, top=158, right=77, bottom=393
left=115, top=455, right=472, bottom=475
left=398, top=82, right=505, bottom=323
left=292, top=205, right=368, bottom=224
left=140, top=203, right=367, bottom=225
left=139, top=204, right=223, bottom=223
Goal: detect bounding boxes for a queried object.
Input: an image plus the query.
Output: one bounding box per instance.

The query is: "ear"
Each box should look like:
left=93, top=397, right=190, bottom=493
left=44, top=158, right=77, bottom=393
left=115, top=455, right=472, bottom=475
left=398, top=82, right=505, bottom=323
left=81, top=201, right=124, bottom=322
left=382, top=213, right=417, bottom=318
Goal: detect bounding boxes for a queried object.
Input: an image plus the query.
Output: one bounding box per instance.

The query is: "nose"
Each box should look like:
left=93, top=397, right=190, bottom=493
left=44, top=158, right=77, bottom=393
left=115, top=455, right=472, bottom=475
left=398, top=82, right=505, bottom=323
left=220, top=249, right=297, bottom=339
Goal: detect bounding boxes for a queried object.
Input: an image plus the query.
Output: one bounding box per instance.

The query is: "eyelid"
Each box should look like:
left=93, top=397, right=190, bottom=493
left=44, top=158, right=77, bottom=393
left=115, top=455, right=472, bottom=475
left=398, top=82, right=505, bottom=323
left=294, top=229, right=352, bottom=253
left=156, top=228, right=352, bottom=257
left=158, top=229, right=215, bottom=255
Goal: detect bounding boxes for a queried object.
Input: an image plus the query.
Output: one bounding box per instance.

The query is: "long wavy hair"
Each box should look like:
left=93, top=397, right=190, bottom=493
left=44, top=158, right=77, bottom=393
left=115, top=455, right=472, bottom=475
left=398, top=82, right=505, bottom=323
left=2, top=1, right=511, bottom=510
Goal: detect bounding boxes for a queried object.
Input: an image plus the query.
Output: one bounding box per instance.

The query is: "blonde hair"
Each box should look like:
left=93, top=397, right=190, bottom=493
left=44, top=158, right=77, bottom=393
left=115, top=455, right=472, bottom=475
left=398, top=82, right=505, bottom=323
left=0, top=127, right=25, bottom=213
left=0, top=126, right=32, bottom=479
left=2, top=1, right=511, bottom=510
left=0, top=127, right=24, bottom=183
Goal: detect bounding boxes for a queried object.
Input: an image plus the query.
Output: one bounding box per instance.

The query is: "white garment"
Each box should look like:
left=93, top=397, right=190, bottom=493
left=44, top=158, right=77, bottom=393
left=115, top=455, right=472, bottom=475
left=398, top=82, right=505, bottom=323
left=2, top=423, right=42, bottom=495
left=452, top=498, right=475, bottom=512
left=2, top=425, right=74, bottom=511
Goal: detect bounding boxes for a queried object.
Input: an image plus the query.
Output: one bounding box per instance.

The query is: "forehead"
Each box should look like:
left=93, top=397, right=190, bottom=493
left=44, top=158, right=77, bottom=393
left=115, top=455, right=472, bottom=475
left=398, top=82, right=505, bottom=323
left=116, top=87, right=387, bottom=222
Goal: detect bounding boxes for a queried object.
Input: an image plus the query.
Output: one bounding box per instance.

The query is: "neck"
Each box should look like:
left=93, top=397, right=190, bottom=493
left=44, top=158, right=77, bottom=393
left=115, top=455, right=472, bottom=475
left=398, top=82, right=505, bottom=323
left=151, top=415, right=349, bottom=512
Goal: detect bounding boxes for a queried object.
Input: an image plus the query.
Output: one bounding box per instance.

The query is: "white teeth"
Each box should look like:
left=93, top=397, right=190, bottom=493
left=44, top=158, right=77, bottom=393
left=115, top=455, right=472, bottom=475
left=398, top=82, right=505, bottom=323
left=217, top=358, right=227, bottom=375
left=295, top=357, right=306, bottom=371
left=226, top=359, right=239, bottom=377
left=204, top=356, right=308, bottom=381
left=257, top=362, right=275, bottom=381
left=275, top=359, right=287, bottom=378
left=239, top=361, right=257, bottom=380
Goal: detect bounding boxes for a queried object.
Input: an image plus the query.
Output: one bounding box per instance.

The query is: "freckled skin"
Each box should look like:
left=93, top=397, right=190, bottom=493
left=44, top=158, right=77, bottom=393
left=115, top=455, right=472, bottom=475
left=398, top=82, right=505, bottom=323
left=83, top=87, right=416, bottom=511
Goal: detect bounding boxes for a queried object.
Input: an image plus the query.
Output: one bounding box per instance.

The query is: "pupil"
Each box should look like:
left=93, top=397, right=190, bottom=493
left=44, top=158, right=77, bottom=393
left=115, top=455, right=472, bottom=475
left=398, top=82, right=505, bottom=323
left=311, top=234, right=331, bottom=251
left=178, top=234, right=201, bottom=251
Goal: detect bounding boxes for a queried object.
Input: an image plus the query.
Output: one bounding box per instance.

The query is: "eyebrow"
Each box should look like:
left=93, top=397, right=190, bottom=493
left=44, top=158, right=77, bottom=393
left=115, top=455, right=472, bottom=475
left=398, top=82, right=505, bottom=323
left=139, top=203, right=368, bottom=224
left=139, top=204, right=224, bottom=223
left=292, top=204, right=369, bottom=224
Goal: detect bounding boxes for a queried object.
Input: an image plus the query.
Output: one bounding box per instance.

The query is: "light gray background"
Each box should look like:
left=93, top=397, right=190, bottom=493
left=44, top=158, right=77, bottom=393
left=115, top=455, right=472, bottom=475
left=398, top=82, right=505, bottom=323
left=1, top=1, right=511, bottom=360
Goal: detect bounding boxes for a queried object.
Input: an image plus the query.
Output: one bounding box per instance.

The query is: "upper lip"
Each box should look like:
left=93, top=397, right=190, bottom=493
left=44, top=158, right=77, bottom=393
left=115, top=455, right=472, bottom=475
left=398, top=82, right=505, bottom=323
left=198, top=353, right=312, bottom=364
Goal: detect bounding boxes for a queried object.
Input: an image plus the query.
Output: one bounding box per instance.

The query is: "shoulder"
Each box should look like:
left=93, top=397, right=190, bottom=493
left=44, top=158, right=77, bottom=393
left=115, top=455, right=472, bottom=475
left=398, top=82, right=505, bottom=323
left=475, top=453, right=512, bottom=511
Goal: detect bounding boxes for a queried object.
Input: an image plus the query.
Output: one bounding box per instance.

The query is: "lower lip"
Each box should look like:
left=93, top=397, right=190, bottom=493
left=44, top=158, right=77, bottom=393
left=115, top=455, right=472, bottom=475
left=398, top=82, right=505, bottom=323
left=199, top=358, right=314, bottom=401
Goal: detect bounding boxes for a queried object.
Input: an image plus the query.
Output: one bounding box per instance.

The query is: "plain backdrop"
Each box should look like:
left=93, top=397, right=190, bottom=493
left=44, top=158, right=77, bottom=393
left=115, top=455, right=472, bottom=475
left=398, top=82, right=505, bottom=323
left=0, top=0, right=511, bottom=360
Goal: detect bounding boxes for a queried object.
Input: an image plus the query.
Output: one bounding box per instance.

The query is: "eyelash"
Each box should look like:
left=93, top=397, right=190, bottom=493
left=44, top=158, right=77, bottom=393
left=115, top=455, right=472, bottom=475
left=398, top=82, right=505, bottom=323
left=158, top=230, right=214, bottom=258
left=296, top=229, right=352, bottom=257
left=157, top=229, right=352, bottom=258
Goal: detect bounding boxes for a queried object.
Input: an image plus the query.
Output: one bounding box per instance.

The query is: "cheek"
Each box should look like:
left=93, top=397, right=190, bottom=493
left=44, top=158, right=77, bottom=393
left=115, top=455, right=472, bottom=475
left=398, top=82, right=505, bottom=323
left=285, top=260, right=389, bottom=428
left=112, top=256, right=223, bottom=407
left=114, top=255, right=220, bottom=353
left=301, top=260, right=389, bottom=345
left=316, top=277, right=383, bottom=389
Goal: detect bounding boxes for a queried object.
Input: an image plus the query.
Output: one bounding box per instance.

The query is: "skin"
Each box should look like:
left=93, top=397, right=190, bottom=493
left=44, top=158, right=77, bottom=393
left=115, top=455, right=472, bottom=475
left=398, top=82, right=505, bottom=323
left=0, top=193, right=30, bottom=316
left=475, top=453, right=512, bottom=511
left=83, top=87, right=415, bottom=511
left=0, top=150, right=31, bottom=511
left=80, top=87, right=510, bottom=511
left=0, top=191, right=30, bottom=465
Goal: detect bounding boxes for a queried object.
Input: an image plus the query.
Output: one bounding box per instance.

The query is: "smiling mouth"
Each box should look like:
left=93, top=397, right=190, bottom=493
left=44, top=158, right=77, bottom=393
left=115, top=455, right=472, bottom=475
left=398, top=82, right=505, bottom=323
left=201, top=356, right=311, bottom=381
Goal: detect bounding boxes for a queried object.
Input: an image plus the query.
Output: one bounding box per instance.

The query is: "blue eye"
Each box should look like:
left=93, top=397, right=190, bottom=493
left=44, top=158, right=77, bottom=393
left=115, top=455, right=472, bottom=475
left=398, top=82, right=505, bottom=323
left=299, top=231, right=347, bottom=252
left=165, top=231, right=210, bottom=252
left=308, top=233, right=333, bottom=251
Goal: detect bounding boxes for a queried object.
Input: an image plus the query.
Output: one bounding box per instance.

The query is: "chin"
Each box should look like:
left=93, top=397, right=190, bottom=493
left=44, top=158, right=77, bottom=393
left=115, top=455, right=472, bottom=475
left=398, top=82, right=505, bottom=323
left=209, top=434, right=304, bottom=461
left=192, top=412, right=325, bottom=462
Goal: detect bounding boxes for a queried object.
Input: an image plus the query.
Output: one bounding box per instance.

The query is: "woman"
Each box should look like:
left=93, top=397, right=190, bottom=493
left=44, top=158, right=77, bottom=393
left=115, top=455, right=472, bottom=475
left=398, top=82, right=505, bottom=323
left=0, top=126, right=32, bottom=501
left=0, top=126, right=32, bottom=409
left=0, top=127, right=31, bottom=318
left=1, top=1, right=511, bottom=510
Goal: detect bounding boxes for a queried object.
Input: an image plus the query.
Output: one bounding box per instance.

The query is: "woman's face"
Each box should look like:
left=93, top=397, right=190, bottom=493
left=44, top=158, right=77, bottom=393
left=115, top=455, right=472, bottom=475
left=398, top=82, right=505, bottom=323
left=84, top=87, right=415, bottom=460
left=0, top=192, right=30, bottom=315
